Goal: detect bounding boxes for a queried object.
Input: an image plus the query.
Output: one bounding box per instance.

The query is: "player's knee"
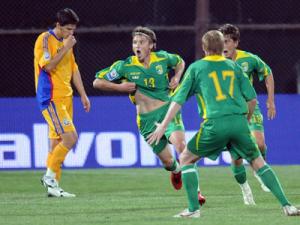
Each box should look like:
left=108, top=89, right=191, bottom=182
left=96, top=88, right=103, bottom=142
left=257, top=142, right=266, bottom=152
left=173, top=141, right=186, bottom=153
left=232, top=158, right=243, bottom=166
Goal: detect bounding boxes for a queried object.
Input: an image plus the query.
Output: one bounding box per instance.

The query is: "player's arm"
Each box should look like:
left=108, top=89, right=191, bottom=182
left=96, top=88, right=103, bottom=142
left=147, top=101, right=182, bottom=145
left=169, top=59, right=185, bottom=90
left=44, top=35, right=76, bottom=72
left=238, top=67, right=257, bottom=122
left=72, top=70, right=90, bottom=112
left=93, top=62, right=136, bottom=93
left=147, top=66, right=195, bottom=145
left=93, top=79, right=136, bottom=93
left=265, top=73, right=276, bottom=120
left=255, top=55, right=276, bottom=120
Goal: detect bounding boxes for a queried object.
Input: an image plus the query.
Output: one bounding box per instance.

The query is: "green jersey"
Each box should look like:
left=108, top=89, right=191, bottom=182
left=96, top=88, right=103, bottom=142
left=172, top=55, right=256, bottom=119
left=95, top=50, right=183, bottom=103
left=235, top=50, right=272, bottom=84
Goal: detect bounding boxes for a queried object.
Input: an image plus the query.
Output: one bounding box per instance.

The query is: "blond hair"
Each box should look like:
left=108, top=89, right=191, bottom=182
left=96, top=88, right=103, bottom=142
left=202, top=30, right=224, bottom=55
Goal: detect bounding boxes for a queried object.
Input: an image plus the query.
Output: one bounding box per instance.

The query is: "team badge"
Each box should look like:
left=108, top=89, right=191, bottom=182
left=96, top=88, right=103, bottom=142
left=155, top=65, right=163, bottom=75
left=241, top=62, right=249, bottom=72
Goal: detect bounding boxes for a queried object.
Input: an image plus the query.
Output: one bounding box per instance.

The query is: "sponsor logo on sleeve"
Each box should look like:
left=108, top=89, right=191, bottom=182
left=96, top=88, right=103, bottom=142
left=44, top=52, right=50, bottom=61
left=107, top=69, right=119, bottom=81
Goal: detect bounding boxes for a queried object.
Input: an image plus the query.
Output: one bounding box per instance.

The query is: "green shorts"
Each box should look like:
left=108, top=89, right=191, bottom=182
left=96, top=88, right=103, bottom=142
left=187, top=115, right=261, bottom=163
left=249, top=106, right=264, bottom=131
left=137, top=103, right=185, bottom=154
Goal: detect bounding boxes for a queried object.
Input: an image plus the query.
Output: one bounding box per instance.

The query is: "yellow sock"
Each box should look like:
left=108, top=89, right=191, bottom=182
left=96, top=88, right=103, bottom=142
left=48, top=143, right=69, bottom=176
left=56, top=168, right=62, bottom=181
left=46, top=152, right=53, bottom=168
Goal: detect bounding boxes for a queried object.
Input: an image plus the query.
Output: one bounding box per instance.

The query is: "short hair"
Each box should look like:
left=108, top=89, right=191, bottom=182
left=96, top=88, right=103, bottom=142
left=132, top=26, right=157, bottom=49
left=202, top=30, right=224, bottom=54
left=56, top=8, right=79, bottom=26
left=218, top=24, right=240, bottom=42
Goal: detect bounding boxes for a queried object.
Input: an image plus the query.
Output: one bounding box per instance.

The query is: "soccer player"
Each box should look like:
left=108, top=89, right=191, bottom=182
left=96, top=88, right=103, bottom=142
left=34, top=8, right=91, bottom=197
left=219, top=24, right=275, bottom=204
left=147, top=30, right=300, bottom=218
left=93, top=26, right=205, bottom=204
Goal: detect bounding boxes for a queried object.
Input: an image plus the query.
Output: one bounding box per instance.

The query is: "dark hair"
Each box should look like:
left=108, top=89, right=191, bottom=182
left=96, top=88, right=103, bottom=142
left=218, top=24, right=240, bottom=42
left=56, top=8, right=79, bottom=26
left=132, top=26, right=157, bottom=49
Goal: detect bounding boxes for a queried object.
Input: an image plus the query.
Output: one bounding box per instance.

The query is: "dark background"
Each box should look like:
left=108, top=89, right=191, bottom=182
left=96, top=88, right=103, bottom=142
left=1, top=0, right=300, bottom=97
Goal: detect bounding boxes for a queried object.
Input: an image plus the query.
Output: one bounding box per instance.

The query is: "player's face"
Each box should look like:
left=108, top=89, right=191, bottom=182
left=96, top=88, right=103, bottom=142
left=58, top=24, right=77, bottom=39
left=132, top=35, right=153, bottom=62
left=223, top=35, right=238, bottom=59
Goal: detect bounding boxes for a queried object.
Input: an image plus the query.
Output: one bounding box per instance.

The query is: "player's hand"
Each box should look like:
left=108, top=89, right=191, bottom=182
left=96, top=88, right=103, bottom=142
left=147, top=122, right=167, bottom=145
left=64, top=35, right=77, bottom=50
left=169, top=77, right=180, bottom=90
left=81, top=95, right=91, bottom=112
left=266, top=100, right=276, bottom=120
left=119, top=82, right=136, bottom=93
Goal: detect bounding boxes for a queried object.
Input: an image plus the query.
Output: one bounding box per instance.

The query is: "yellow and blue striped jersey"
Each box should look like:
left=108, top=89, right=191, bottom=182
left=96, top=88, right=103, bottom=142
left=34, top=29, right=78, bottom=110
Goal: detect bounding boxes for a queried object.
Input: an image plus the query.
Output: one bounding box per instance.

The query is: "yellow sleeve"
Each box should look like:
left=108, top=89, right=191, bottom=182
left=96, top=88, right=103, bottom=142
left=71, top=50, right=79, bottom=73
left=35, top=33, right=52, bottom=69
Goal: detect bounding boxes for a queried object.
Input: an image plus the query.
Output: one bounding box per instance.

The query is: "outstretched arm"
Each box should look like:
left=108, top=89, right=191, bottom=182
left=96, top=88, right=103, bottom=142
left=147, top=101, right=182, bottom=145
left=93, top=79, right=136, bottom=93
left=247, top=98, right=257, bottom=122
left=265, top=73, right=276, bottom=120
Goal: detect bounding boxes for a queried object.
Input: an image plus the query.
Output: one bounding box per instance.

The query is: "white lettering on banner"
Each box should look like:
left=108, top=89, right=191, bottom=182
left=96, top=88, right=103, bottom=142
left=139, top=134, right=157, bottom=166
left=33, top=124, right=49, bottom=168
left=0, top=134, right=31, bottom=168
left=64, top=132, right=95, bottom=167
left=95, top=132, right=137, bottom=166
left=0, top=124, right=235, bottom=169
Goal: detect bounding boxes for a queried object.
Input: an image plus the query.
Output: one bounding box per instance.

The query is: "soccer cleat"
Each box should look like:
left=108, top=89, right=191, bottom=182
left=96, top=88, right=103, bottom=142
left=198, top=192, right=206, bottom=205
left=240, top=181, right=256, bottom=205
left=283, top=205, right=300, bottom=216
left=173, top=208, right=200, bottom=218
left=254, top=172, right=271, bottom=192
left=47, top=187, right=76, bottom=198
left=41, top=175, right=58, bottom=188
left=170, top=171, right=182, bottom=190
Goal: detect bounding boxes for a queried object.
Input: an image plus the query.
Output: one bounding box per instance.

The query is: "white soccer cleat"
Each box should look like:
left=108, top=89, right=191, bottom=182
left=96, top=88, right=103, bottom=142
left=240, top=181, right=256, bottom=205
left=254, top=172, right=271, bottom=192
left=173, top=208, right=200, bottom=218
left=47, top=187, right=76, bottom=198
left=41, top=175, right=59, bottom=188
left=283, top=205, right=300, bottom=216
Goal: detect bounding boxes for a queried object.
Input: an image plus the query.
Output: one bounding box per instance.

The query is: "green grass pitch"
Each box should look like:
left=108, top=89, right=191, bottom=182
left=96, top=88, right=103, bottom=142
left=0, top=166, right=299, bottom=225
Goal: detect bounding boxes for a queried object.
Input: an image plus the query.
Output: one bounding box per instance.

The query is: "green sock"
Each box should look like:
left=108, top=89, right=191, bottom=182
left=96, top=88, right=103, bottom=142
left=257, top=164, right=290, bottom=206
left=231, top=164, right=247, bottom=184
left=182, top=164, right=200, bottom=212
left=193, top=163, right=200, bottom=192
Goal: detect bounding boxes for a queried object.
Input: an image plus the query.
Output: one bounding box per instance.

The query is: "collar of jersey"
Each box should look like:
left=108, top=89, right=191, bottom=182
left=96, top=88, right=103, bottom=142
left=203, top=55, right=226, bottom=61
left=235, top=50, right=249, bottom=60
left=130, top=52, right=165, bottom=67
left=48, top=29, right=63, bottom=42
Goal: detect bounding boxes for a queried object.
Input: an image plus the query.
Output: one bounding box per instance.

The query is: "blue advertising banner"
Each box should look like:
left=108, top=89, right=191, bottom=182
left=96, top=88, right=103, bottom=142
left=0, top=95, right=299, bottom=169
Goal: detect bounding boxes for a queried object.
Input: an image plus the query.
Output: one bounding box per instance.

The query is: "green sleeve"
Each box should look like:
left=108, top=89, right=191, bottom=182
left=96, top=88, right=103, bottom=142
left=253, top=55, right=272, bottom=81
left=171, top=65, right=195, bottom=105
left=161, top=51, right=183, bottom=68
left=95, top=60, right=125, bottom=81
left=237, top=66, right=257, bottom=101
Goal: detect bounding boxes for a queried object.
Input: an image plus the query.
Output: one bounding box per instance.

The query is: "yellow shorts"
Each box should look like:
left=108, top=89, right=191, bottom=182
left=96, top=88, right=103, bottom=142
left=42, top=97, right=76, bottom=139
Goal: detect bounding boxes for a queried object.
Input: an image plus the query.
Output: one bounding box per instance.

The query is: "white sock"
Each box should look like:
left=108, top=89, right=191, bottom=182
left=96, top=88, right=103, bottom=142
left=45, top=168, right=56, bottom=178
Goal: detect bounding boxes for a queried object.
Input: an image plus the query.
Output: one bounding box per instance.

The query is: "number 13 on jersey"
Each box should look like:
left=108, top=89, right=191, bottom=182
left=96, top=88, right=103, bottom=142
left=209, top=70, right=235, bottom=101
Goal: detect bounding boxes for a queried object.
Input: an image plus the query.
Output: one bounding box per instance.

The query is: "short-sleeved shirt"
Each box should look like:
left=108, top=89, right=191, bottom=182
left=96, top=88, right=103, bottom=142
left=34, top=29, right=78, bottom=110
left=172, top=55, right=256, bottom=119
left=235, top=50, right=272, bottom=84
left=95, top=50, right=183, bottom=103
